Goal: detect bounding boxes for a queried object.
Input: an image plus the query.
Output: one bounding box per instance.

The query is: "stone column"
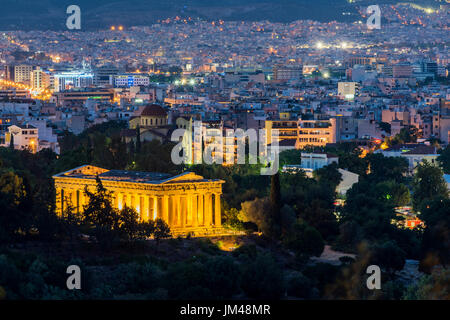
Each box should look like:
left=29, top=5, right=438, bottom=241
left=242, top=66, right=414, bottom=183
left=204, top=193, right=212, bottom=227
left=143, top=196, right=150, bottom=221
left=214, top=193, right=221, bottom=227
left=157, top=196, right=163, bottom=219
left=163, top=195, right=169, bottom=223
left=55, top=187, right=62, bottom=216
left=168, top=196, right=174, bottom=226
left=198, top=193, right=204, bottom=226
left=180, top=196, right=186, bottom=228
left=191, top=194, right=198, bottom=227
left=150, top=196, right=155, bottom=220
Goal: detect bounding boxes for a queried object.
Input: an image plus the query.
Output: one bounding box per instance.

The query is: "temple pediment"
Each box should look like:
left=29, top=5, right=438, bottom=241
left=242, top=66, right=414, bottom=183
left=161, top=172, right=206, bottom=184
left=57, top=165, right=109, bottom=177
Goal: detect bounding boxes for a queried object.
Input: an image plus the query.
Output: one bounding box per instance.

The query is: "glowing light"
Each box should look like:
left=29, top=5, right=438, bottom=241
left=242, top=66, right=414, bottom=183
left=110, top=26, right=116, bottom=31
left=316, top=41, right=324, bottom=49
left=340, top=41, right=347, bottom=49
left=189, top=79, right=196, bottom=86
left=118, top=26, right=124, bottom=31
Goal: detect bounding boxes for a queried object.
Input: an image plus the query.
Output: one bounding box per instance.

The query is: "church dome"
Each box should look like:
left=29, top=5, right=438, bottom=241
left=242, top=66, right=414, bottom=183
left=141, top=104, right=167, bottom=117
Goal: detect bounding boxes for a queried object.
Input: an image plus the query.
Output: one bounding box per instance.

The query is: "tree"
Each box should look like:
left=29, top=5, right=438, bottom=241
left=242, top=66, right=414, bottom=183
left=0, top=170, right=29, bottom=241
left=412, top=161, right=449, bottom=210
left=239, top=197, right=271, bottom=235
left=376, top=180, right=411, bottom=207
left=403, top=269, right=450, bottom=300
left=438, top=145, right=450, bottom=174
left=419, top=197, right=450, bottom=272
left=135, top=126, right=141, bottom=153
left=268, top=172, right=282, bottom=239
left=241, top=254, right=285, bottom=299
left=153, top=218, right=171, bottom=242
left=369, top=240, right=406, bottom=275
left=282, top=221, right=325, bottom=258
left=83, top=176, right=120, bottom=247
left=118, top=206, right=141, bottom=240
left=314, top=162, right=342, bottom=188
left=366, top=153, right=409, bottom=183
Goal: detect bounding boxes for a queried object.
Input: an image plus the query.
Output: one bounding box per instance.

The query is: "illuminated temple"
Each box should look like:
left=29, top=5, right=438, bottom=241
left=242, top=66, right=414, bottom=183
left=53, top=165, right=225, bottom=236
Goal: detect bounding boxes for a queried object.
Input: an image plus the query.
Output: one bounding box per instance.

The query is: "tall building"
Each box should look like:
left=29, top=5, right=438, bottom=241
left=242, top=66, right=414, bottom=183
left=296, top=118, right=338, bottom=148
left=31, top=67, right=51, bottom=91
left=14, top=65, right=34, bottom=85
left=54, top=70, right=94, bottom=92
left=273, top=64, right=303, bottom=81
left=338, top=82, right=358, bottom=100
left=393, top=63, right=413, bottom=78
left=53, top=165, right=225, bottom=236
left=94, top=65, right=119, bottom=86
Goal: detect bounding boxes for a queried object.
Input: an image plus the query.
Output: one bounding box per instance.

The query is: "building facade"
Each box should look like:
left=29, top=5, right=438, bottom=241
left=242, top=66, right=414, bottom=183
left=53, top=165, right=225, bottom=236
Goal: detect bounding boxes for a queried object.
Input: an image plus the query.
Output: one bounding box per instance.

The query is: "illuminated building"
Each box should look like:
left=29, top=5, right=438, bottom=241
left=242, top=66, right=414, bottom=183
left=111, top=74, right=150, bottom=88
left=337, top=82, right=358, bottom=100
left=53, top=165, right=225, bottom=236
left=54, top=71, right=94, bottom=92
left=3, top=124, right=38, bottom=153
left=13, top=65, right=33, bottom=85
left=129, top=104, right=168, bottom=129
left=265, top=112, right=298, bottom=146
left=272, top=64, right=303, bottom=81
left=54, top=89, right=114, bottom=107
left=296, top=118, right=337, bottom=148
left=31, top=67, right=51, bottom=91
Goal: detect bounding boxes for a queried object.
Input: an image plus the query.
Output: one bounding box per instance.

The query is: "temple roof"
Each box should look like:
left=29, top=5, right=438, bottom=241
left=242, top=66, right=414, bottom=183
left=53, top=165, right=224, bottom=185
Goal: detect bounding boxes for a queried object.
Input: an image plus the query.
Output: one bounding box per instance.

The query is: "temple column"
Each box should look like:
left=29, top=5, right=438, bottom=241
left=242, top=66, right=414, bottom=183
left=214, top=193, right=221, bottom=227
left=112, top=191, right=118, bottom=209
left=198, top=193, right=204, bottom=226
left=143, top=195, right=150, bottom=221
left=157, top=196, right=163, bottom=219
left=175, top=195, right=181, bottom=226
left=137, top=195, right=144, bottom=220
left=163, top=195, right=169, bottom=223
left=168, top=196, right=174, bottom=226
left=125, top=193, right=131, bottom=208
left=204, top=193, right=212, bottom=227
left=130, top=193, right=136, bottom=210
left=150, top=196, right=156, bottom=220
left=55, top=187, right=62, bottom=216
left=191, top=194, right=198, bottom=227
left=180, top=196, right=186, bottom=228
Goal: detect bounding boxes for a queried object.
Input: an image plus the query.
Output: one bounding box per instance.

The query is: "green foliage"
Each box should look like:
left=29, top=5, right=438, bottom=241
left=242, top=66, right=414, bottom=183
left=241, top=254, right=285, bottom=299
left=403, top=269, right=450, bottom=300
left=412, top=161, right=449, bottom=210
left=369, top=240, right=406, bottom=274
left=438, top=145, right=450, bottom=174
left=164, top=256, right=241, bottom=299
left=366, top=153, right=409, bottom=183
left=283, top=221, right=325, bottom=258
left=314, top=162, right=342, bottom=188
left=286, top=272, right=315, bottom=299
left=419, top=197, right=450, bottom=271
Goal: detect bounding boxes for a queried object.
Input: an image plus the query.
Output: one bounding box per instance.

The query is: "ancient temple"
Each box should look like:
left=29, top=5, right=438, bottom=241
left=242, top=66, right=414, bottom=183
left=53, top=165, right=225, bottom=236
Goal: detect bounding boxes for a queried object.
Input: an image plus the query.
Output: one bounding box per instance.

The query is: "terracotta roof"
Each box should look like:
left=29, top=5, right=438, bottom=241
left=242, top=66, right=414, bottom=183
left=141, top=104, right=167, bottom=117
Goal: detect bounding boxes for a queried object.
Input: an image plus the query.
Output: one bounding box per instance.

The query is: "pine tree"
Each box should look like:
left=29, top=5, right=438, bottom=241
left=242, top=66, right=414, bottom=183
left=135, top=125, right=141, bottom=153
left=269, top=172, right=282, bottom=239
